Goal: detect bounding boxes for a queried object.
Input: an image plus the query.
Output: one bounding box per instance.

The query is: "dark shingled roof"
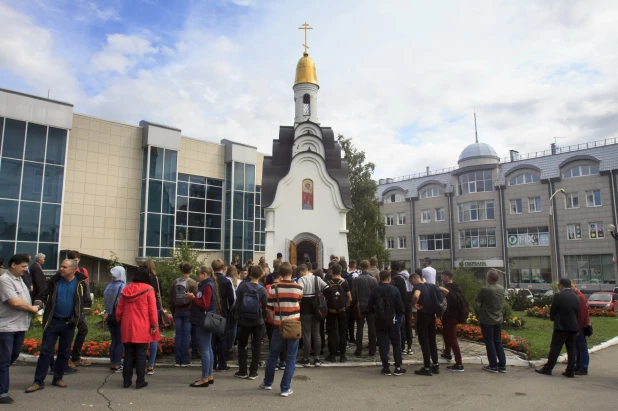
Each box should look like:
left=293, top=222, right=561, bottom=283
left=262, top=125, right=352, bottom=209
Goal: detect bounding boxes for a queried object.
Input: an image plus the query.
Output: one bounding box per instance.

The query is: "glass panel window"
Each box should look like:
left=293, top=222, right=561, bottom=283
left=586, top=190, right=602, bottom=207
left=566, top=223, right=582, bottom=240
left=149, top=147, right=164, bottom=179
left=459, top=228, right=496, bottom=249
left=420, top=187, right=444, bottom=199
left=0, top=159, right=22, bottom=199
left=421, top=210, right=431, bottom=223
left=17, top=202, right=40, bottom=241
left=528, top=197, right=541, bottom=213
left=0, top=241, right=15, bottom=266
left=384, top=193, right=405, bottom=203
left=148, top=180, right=162, bottom=213
left=233, top=192, right=244, bottom=220
left=510, top=199, right=523, bottom=214
left=234, top=162, right=245, bottom=191
left=565, top=193, right=579, bottom=209
left=21, top=162, right=43, bottom=202
left=436, top=207, right=445, bottom=221
left=397, top=212, right=406, bottom=225
left=385, top=214, right=394, bottom=226
left=39, top=203, right=61, bottom=242
left=146, top=213, right=161, bottom=247
left=588, top=222, right=605, bottom=239
left=564, top=254, right=614, bottom=284
left=419, top=234, right=450, bottom=251
left=458, top=170, right=493, bottom=195
left=509, top=173, right=540, bottom=185
left=24, top=123, right=47, bottom=163
left=37, top=243, right=58, bottom=270
left=563, top=165, right=600, bottom=179
left=46, top=127, right=66, bottom=165
left=398, top=236, right=407, bottom=249
left=506, top=226, right=549, bottom=247
left=2, top=119, right=26, bottom=159
left=163, top=149, right=177, bottom=182
left=42, top=165, right=63, bottom=204
left=0, top=200, right=18, bottom=240
left=245, top=164, right=255, bottom=193
left=458, top=200, right=494, bottom=222
left=386, top=237, right=395, bottom=249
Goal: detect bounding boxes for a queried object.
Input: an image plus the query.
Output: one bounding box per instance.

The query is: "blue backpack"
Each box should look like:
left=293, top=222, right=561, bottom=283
left=240, top=283, right=262, bottom=320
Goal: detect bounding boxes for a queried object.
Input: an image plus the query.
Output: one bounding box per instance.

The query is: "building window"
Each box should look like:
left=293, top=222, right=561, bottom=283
left=509, top=256, right=551, bottom=284
left=385, top=214, right=394, bottom=226
left=509, top=173, right=540, bottom=185
left=398, top=236, right=407, bottom=249
left=303, top=93, right=311, bottom=116
left=421, top=210, right=431, bottom=223
left=507, top=226, right=549, bottom=247
left=567, top=223, right=582, bottom=240
left=564, top=254, right=614, bottom=284
left=386, top=237, right=395, bottom=249
left=563, top=165, right=599, bottom=179
left=458, top=170, right=493, bottom=195
left=397, top=212, right=406, bottom=225
left=224, top=162, right=256, bottom=263
left=420, top=187, right=444, bottom=198
left=436, top=207, right=445, bottom=221
left=528, top=197, right=541, bottom=213
left=384, top=193, right=405, bottom=203
left=565, top=193, right=579, bottom=209
left=457, top=200, right=494, bottom=222
left=589, top=222, right=605, bottom=239
left=419, top=234, right=451, bottom=251
left=586, top=190, right=602, bottom=207
left=0, top=117, right=67, bottom=270
left=459, top=228, right=497, bottom=249
left=254, top=185, right=265, bottom=252
left=510, top=199, right=523, bottom=214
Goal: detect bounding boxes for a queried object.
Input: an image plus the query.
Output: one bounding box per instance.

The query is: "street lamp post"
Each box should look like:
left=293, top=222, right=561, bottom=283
left=549, top=189, right=566, bottom=283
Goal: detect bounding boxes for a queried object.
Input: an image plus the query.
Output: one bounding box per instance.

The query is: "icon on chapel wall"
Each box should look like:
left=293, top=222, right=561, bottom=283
left=302, top=179, right=313, bottom=210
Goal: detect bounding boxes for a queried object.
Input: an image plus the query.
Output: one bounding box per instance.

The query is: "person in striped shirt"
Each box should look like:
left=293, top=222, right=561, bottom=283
left=260, top=262, right=303, bottom=397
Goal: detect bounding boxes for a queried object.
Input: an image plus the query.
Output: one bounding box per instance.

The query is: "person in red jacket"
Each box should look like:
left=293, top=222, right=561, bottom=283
left=571, top=282, right=591, bottom=375
left=115, top=266, right=160, bottom=389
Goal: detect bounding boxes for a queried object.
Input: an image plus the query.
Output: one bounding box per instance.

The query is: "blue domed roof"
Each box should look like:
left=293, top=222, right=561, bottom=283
left=458, top=142, right=499, bottom=163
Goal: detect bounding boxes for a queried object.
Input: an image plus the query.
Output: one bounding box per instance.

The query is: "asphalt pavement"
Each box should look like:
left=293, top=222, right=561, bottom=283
left=5, top=345, right=618, bottom=411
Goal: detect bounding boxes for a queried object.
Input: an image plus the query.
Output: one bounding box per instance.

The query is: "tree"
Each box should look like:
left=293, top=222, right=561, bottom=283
left=153, top=238, right=206, bottom=302
left=337, top=134, right=390, bottom=264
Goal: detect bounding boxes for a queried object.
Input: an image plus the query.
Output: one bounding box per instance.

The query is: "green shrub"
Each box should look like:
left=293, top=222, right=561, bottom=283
left=509, top=291, right=533, bottom=311
left=453, top=268, right=483, bottom=308
left=152, top=239, right=206, bottom=304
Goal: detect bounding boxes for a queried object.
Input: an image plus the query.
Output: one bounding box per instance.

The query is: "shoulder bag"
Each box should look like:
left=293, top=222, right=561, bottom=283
left=202, top=282, right=227, bottom=337
left=314, top=276, right=328, bottom=321
left=275, top=284, right=302, bottom=340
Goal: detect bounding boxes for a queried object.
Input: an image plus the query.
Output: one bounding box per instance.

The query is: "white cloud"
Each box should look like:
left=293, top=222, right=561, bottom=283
left=90, top=34, right=158, bottom=74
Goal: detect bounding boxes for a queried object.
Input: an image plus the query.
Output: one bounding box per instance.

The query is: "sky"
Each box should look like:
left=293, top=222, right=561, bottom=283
left=1, top=0, right=618, bottom=180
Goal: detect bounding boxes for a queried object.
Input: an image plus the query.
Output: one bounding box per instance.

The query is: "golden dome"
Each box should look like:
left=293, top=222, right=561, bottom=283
left=294, top=52, right=319, bottom=87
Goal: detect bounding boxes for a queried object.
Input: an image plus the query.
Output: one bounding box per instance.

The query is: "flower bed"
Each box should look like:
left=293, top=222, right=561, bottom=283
left=525, top=306, right=550, bottom=319
left=589, top=308, right=617, bottom=317
left=455, top=324, right=530, bottom=357
left=466, top=314, right=525, bottom=328
left=21, top=337, right=177, bottom=358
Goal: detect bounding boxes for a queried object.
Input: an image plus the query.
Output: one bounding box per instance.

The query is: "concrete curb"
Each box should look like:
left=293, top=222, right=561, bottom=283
left=18, top=335, right=618, bottom=369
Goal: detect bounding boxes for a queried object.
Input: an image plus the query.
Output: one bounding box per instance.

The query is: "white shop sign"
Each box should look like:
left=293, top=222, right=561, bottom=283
left=457, top=259, right=504, bottom=268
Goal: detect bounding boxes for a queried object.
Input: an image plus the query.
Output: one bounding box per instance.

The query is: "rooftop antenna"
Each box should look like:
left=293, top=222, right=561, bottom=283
left=47, top=89, right=50, bottom=99
left=474, top=110, right=479, bottom=143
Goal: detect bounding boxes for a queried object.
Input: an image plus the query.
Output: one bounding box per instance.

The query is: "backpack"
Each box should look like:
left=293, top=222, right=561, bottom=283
left=453, top=290, right=470, bottom=324
left=174, top=278, right=191, bottom=307
left=427, top=283, right=446, bottom=315
left=326, top=279, right=346, bottom=310
left=240, top=283, right=263, bottom=321
left=375, top=291, right=395, bottom=329
left=314, top=276, right=328, bottom=320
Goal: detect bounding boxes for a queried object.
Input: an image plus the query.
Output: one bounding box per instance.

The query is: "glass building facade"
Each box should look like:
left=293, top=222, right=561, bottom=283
left=224, top=161, right=256, bottom=263
left=0, top=117, right=67, bottom=269
left=254, top=185, right=265, bottom=252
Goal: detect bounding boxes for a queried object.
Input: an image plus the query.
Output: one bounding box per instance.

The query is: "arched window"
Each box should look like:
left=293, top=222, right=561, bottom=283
left=563, top=165, right=599, bottom=179
left=303, top=94, right=311, bottom=116
left=420, top=187, right=444, bottom=199
left=509, top=173, right=540, bottom=186
left=385, top=193, right=405, bottom=203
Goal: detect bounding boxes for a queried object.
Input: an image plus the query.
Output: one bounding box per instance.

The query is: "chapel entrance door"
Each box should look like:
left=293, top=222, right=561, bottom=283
left=296, top=240, right=317, bottom=266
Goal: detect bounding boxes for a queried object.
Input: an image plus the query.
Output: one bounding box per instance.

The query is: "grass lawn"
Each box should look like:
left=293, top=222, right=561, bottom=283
left=506, top=311, right=618, bottom=360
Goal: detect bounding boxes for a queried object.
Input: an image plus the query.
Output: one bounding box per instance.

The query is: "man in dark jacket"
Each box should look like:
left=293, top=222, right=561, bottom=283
left=411, top=273, right=440, bottom=376
left=352, top=260, right=378, bottom=357
left=440, top=270, right=466, bottom=371
left=368, top=270, right=405, bottom=376
left=211, top=259, right=235, bottom=371
left=535, top=278, right=580, bottom=378
left=26, top=260, right=92, bottom=393
left=29, top=254, right=47, bottom=302
left=389, top=261, right=407, bottom=355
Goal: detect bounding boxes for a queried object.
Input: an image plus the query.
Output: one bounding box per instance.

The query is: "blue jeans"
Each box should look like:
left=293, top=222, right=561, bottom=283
left=174, top=312, right=191, bottom=365
left=34, top=317, right=76, bottom=385
left=575, top=328, right=589, bottom=372
left=480, top=323, right=506, bottom=369
left=196, top=326, right=214, bottom=378
left=149, top=310, right=162, bottom=367
left=377, top=315, right=403, bottom=369
left=263, top=328, right=299, bottom=392
left=107, top=323, right=123, bottom=365
left=0, top=331, right=25, bottom=397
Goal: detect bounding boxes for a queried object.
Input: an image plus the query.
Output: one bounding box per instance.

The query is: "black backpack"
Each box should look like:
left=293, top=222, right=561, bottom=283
left=375, top=291, right=395, bottom=329
left=326, top=279, right=346, bottom=310
left=240, top=283, right=262, bottom=321
left=427, top=283, right=446, bottom=315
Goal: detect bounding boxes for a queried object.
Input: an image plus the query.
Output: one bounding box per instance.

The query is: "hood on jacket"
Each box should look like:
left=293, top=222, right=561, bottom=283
left=121, top=282, right=153, bottom=303
left=50, top=271, right=88, bottom=283
left=110, top=266, right=126, bottom=283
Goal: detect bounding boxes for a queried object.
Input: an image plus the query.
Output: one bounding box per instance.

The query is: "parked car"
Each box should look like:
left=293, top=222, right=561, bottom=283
left=506, top=288, right=534, bottom=302
left=587, top=292, right=618, bottom=312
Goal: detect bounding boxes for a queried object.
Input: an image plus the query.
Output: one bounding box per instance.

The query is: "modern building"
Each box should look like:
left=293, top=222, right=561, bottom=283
left=378, top=139, right=618, bottom=291
left=0, top=87, right=266, bottom=281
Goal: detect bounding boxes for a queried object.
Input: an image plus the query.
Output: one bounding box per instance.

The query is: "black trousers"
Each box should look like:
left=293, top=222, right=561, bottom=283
left=123, top=343, right=147, bottom=384
left=71, top=314, right=89, bottom=361
left=416, top=312, right=438, bottom=368
left=238, top=325, right=263, bottom=374
left=402, top=303, right=413, bottom=349
left=326, top=311, right=348, bottom=356
left=543, top=330, right=577, bottom=372
left=347, top=309, right=355, bottom=341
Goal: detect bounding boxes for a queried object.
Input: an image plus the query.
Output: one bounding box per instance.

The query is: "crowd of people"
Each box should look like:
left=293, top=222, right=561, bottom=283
left=0, top=251, right=593, bottom=404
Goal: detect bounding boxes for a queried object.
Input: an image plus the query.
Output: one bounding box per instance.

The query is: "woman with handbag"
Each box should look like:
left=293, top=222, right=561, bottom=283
left=186, top=266, right=220, bottom=387
left=103, top=266, right=126, bottom=372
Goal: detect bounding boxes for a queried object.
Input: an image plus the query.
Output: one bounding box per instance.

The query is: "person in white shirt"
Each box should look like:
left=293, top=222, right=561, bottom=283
left=421, top=258, right=437, bottom=285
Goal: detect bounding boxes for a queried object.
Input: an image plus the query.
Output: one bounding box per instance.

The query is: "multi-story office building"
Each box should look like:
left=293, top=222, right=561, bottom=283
left=0, top=88, right=266, bottom=281
left=378, top=140, right=618, bottom=291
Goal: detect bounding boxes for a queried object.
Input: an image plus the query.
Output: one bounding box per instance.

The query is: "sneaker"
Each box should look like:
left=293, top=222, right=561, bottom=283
left=25, top=383, right=45, bottom=393
left=498, top=366, right=507, bottom=374
left=414, top=367, right=432, bottom=376
left=217, top=365, right=231, bottom=372
left=180, top=363, right=192, bottom=368
left=259, top=382, right=272, bottom=390
left=0, top=396, right=14, bottom=404
left=75, top=358, right=91, bottom=366
left=574, top=369, right=588, bottom=376
left=64, top=367, right=78, bottom=375
left=280, top=389, right=293, bottom=397
left=313, top=358, right=322, bottom=367
left=339, top=355, right=347, bottom=363
left=298, top=358, right=311, bottom=367
left=393, top=367, right=407, bottom=376
left=381, top=368, right=392, bottom=376
left=440, top=353, right=453, bottom=361
left=248, top=373, right=258, bottom=380
left=277, top=362, right=285, bottom=370
left=146, top=367, right=154, bottom=375
left=112, top=365, right=124, bottom=373
left=406, top=348, right=414, bottom=355
left=447, top=365, right=464, bottom=372
left=234, top=372, right=248, bottom=379
left=431, top=364, right=440, bottom=374
left=258, top=361, right=265, bottom=367
left=175, top=364, right=181, bottom=367
left=483, top=366, right=499, bottom=374
left=325, top=355, right=337, bottom=362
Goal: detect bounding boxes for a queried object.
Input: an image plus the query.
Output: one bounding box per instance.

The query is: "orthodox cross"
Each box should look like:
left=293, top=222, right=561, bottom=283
left=298, top=21, right=313, bottom=54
